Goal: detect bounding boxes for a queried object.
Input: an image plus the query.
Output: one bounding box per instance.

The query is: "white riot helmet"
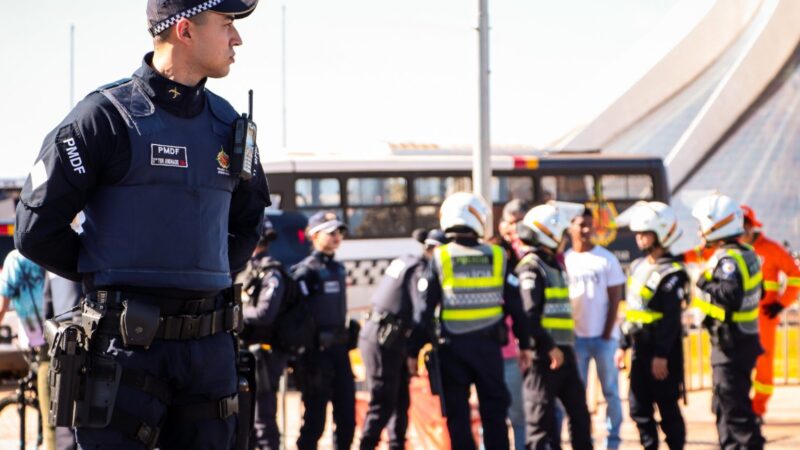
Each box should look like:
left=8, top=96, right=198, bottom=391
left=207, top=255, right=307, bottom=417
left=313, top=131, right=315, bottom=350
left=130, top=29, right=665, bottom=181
left=628, top=201, right=682, bottom=249
left=439, top=192, right=490, bottom=236
left=691, top=193, right=744, bottom=242
left=519, top=202, right=580, bottom=250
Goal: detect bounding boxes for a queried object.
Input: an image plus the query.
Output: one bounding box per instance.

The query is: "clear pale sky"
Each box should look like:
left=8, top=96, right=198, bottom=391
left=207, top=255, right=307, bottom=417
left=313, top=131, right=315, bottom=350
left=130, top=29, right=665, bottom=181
left=0, top=0, right=679, bottom=180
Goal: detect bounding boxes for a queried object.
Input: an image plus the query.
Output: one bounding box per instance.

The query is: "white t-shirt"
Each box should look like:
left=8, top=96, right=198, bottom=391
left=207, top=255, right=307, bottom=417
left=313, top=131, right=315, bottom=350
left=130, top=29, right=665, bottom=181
left=564, top=246, right=626, bottom=338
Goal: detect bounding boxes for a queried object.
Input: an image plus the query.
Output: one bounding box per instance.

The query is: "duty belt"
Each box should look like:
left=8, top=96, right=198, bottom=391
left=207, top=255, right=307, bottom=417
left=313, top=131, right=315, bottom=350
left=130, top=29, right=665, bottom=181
left=90, top=289, right=243, bottom=341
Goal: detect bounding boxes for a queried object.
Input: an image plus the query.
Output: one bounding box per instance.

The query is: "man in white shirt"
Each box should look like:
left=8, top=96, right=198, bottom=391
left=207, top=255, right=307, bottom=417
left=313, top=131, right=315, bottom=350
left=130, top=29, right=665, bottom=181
left=564, top=210, right=625, bottom=450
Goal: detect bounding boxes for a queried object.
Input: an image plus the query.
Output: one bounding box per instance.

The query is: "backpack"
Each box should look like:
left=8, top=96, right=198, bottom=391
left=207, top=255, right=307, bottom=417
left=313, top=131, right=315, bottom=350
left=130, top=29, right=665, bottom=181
left=238, top=258, right=315, bottom=355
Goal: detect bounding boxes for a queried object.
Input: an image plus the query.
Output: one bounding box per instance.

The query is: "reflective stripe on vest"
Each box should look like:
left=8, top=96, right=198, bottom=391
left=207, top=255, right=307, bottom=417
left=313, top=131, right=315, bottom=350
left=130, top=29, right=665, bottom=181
left=764, top=280, right=781, bottom=292
left=788, top=277, right=800, bottom=287
left=436, top=243, right=505, bottom=335
left=519, top=253, right=574, bottom=346
left=697, top=246, right=762, bottom=333
left=625, top=259, right=683, bottom=326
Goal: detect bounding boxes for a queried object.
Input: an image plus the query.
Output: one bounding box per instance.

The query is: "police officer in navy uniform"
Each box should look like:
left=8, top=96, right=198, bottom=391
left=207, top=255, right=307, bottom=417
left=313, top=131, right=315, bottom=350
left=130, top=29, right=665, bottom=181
left=691, top=194, right=765, bottom=449
left=15, top=1, right=268, bottom=448
left=409, top=193, right=532, bottom=450
left=239, top=218, right=289, bottom=450
left=293, top=211, right=355, bottom=450
left=515, top=202, right=592, bottom=450
left=614, top=202, right=687, bottom=450
left=358, top=228, right=447, bottom=450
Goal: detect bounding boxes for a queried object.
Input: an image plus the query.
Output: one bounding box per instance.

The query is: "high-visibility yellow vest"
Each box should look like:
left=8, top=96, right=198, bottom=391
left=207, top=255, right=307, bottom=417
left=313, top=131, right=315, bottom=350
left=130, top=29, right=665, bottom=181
left=693, top=244, right=762, bottom=335
left=625, top=258, right=685, bottom=329
left=435, top=242, right=506, bottom=335
left=518, top=252, right=574, bottom=346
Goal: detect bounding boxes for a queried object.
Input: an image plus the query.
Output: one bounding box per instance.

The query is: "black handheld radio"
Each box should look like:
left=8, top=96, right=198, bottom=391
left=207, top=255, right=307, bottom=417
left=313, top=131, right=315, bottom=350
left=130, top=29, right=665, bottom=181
left=231, top=90, right=257, bottom=180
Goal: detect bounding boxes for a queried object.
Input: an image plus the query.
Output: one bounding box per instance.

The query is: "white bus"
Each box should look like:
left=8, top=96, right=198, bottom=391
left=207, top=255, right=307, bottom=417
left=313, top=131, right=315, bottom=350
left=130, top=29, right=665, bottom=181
left=262, top=145, right=669, bottom=311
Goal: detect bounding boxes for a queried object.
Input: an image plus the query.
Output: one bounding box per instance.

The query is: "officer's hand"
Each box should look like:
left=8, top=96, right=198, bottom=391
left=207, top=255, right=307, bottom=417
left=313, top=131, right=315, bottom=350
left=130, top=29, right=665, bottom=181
left=614, top=348, right=627, bottom=370
left=518, top=349, right=533, bottom=373
left=696, top=276, right=710, bottom=291
left=652, top=357, right=669, bottom=381
left=761, top=302, right=784, bottom=319
left=548, top=347, right=564, bottom=370
left=406, top=357, right=419, bottom=376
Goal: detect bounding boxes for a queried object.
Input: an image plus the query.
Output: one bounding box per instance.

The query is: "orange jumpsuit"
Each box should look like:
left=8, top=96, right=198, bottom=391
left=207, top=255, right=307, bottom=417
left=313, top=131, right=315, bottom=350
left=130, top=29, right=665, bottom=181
left=749, top=233, right=800, bottom=416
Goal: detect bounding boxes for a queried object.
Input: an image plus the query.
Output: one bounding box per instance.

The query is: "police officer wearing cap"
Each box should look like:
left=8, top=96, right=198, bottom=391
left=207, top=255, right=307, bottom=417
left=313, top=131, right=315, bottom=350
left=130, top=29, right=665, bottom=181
left=409, top=193, right=532, bottom=450
left=292, top=211, right=355, bottom=450
left=15, top=1, right=268, bottom=448
left=515, top=202, right=592, bottom=450
left=238, top=218, right=289, bottom=450
left=614, top=202, right=687, bottom=450
left=358, top=228, right=447, bottom=450
left=691, top=193, right=764, bottom=449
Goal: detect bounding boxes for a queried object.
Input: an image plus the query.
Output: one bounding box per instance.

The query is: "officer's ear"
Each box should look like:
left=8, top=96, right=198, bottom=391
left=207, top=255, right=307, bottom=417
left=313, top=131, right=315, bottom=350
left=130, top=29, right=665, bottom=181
left=174, top=19, right=193, bottom=43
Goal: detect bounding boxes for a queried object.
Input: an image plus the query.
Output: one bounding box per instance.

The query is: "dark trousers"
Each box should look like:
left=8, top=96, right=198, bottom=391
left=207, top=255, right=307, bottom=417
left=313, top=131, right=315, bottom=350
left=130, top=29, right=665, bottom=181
left=712, top=358, right=765, bottom=450
left=628, top=351, right=685, bottom=449
left=523, top=346, right=592, bottom=450
left=75, top=332, right=238, bottom=449
left=439, top=334, right=510, bottom=450
left=253, top=348, right=287, bottom=450
left=358, top=332, right=410, bottom=450
left=296, top=343, right=356, bottom=450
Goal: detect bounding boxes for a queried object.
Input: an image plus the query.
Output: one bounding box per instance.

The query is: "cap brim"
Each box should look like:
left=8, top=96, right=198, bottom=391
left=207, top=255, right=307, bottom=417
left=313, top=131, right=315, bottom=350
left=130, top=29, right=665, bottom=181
left=211, top=0, right=258, bottom=19
left=310, top=220, right=348, bottom=235
left=424, top=239, right=444, bottom=247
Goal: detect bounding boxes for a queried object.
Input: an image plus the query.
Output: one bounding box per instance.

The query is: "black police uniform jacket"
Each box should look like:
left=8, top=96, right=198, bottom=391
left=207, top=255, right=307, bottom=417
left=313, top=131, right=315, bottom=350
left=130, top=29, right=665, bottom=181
left=15, top=53, right=270, bottom=296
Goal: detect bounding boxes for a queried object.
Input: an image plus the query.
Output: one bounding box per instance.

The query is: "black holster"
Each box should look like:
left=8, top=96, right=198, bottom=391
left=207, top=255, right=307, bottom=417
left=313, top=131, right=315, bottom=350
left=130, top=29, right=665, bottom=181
left=46, top=320, right=89, bottom=427
left=376, top=312, right=403, bottom=349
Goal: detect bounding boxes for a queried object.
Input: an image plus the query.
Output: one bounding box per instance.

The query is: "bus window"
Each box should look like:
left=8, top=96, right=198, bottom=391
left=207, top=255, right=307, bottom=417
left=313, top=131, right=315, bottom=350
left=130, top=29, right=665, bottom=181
left=414, top=176, right=472, bottom=230
left=541, top=175, right=594, bottom=202
left=600, top=174, right=654, bottom=201
left=346, top=178, right=411, bottom=238
left=492, top=176, right=534, bottom=204
left=294, top=178, right=343, bottom=220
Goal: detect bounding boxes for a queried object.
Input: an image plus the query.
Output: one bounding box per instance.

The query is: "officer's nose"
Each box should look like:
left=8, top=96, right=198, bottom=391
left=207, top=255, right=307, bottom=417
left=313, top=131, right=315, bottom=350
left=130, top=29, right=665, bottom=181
left=231, top=24, right=242, bottom=47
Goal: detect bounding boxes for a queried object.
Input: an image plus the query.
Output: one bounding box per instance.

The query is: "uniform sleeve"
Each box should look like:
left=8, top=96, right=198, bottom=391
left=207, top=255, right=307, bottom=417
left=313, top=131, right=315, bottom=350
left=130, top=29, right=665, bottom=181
left=774, top=244, right=800, bottom=307
left=651, top=273, right=686, bottom=358
left=227, top=152, right=271, bottom=273
left=517, top=265, right=555, bottom=355
left=503, top=268, right=531, bottom=350
left=14, top=94, right=129, bottom=282
left=696, top=256, right=744, bottom=311
left=243, top=270, right=286, bottom=329
left=408, top=263, right=441, bottom=356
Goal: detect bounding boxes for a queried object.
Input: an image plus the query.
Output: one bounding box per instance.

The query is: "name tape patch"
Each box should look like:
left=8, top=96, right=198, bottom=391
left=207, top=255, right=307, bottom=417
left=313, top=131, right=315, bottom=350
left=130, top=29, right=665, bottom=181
left=151, top=144, right=188, bottom=168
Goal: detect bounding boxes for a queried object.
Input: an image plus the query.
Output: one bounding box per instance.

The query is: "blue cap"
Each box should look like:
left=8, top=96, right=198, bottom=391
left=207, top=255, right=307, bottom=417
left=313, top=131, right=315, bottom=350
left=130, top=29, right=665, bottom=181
left=147, top=0, right=258, bottom=36
left=307, top=211, right=347, bottom=235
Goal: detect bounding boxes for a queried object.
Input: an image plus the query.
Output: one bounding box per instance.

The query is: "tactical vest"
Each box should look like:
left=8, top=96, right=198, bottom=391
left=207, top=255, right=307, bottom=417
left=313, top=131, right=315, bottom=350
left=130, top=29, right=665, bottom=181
left=78, top=78, right=239, bottom=291
left=625, top=258, right=685, bottom=330
left=694, top=244, right=762, bottom=335
left=370, top=254, right=424, bottom=325
left=294, top=254, right=347, bottom=331
left=519, top=253, right=574, bottom=346
left=434, top=242, right=505, bottom=335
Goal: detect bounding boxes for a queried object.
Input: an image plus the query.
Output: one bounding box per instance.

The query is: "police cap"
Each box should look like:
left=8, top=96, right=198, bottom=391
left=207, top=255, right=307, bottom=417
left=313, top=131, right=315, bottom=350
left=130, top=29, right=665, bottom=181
left=307, top=211, right=347, bottom=236
left=147, top=0, right=259, bottom=37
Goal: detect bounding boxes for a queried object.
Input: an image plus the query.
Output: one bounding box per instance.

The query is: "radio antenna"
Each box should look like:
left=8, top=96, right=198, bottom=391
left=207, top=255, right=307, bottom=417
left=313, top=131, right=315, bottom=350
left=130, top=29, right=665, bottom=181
left=248, top=90, right=254, bottom=120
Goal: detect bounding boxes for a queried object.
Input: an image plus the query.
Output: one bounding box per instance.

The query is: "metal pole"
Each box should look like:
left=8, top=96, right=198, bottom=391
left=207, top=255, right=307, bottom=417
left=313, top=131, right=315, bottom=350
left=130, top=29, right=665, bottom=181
left=281, top=0, right=288, bottom=151
left=70, top=24, right=75, bottom=109
left=474, top=0, right=492, bottom=238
